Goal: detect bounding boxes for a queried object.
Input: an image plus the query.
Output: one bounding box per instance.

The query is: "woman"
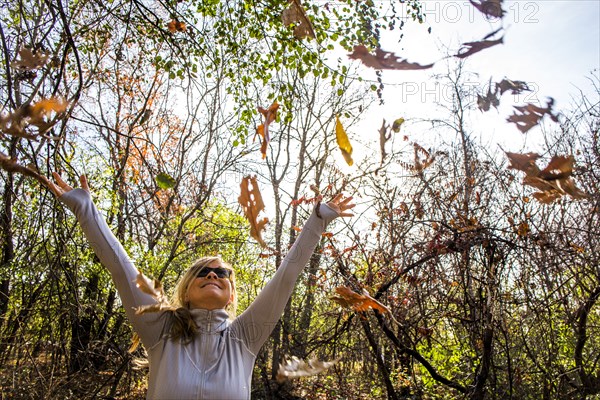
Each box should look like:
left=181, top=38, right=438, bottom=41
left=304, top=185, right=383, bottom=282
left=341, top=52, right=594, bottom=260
left=45, top=173, right=354, bottom=400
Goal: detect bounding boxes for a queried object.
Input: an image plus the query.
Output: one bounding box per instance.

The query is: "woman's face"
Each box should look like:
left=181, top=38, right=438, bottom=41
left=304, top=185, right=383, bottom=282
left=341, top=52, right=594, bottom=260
left=185, top=260, right=234, bottom=310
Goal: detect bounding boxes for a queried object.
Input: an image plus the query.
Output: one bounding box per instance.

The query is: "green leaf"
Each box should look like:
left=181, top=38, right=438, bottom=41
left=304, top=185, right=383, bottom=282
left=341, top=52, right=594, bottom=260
left=156, top=173, right=176, bottom=189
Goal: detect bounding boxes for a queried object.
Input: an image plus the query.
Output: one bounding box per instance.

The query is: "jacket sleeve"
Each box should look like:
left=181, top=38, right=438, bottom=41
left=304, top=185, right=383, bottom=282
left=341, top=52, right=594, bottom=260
left=233, top=203, right=338, bottom=355
left=59, top=189, right=165, bottom=348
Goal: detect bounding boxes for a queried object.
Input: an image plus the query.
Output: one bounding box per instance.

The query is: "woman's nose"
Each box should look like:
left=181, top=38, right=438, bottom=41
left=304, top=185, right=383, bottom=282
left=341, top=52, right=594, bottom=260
left=205, top=271, right=218, bottom=279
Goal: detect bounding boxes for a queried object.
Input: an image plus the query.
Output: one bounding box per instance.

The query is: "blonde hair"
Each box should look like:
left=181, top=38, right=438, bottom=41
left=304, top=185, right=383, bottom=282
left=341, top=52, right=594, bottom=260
left=168, top=256, right=238, bottom=342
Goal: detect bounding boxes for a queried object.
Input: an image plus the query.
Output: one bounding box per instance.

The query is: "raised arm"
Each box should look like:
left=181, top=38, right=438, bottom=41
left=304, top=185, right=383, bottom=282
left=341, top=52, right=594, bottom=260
left=47, top=173, right=164, bottom=348
left=233, top=195, right=354, bottom=355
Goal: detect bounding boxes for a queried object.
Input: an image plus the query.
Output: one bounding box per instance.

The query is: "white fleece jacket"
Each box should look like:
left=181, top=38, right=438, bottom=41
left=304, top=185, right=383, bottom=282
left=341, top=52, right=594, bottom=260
left=60, top=189, right=337, bottom=399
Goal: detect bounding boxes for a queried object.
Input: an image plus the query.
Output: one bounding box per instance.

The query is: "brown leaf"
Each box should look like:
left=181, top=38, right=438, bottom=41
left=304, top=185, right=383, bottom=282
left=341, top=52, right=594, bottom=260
left=469, top=0, right=505, bottom=19
left=505, top=152, right=541, bottom=175
left=135, top=273, right=165, bottom=300
left=496, top=79, right=530, bottom=95
left=1, top=97, right=69, bottom=138
left=238, top=176, right=269, bottom=248
left=167, top=19, right=186, bottom=33
left=455, top=31, right=503, bottom=59
left=11, top=47, right=49, bottom=70
left=477, top=87, right=500, bottom=112
left=335, top=115, right=354, bottom=166
left=506, top=98, right=559, bottom=133
left=505, top=152, right=589, bottom=203
left=348, top=45, right=434, bottom=70
left=330, top=286, right=391, bottom=315
left=538, top=155, right=573, bottom=180
left=281, top=0, right=316, bottom=39
left=256, top=101, right=279, bottom=159
left=400, top=142, right=444, bottom=173
left=379, top=119, right=390, bottom=162
left=276, top=356, right=338, bottom=382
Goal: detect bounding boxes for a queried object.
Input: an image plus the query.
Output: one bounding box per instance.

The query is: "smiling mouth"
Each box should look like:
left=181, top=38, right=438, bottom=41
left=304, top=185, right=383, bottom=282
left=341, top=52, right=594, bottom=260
left=202, top=283, right=221, bottom=288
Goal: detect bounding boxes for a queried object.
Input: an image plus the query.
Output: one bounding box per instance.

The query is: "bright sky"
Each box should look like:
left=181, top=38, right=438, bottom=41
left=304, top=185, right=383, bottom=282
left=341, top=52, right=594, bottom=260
left=344, top=0, right=600, bottom=165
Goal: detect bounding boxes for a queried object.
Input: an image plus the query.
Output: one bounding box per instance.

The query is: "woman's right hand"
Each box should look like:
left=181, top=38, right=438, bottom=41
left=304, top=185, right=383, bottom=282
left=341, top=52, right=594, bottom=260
left=46, top=172, right=89, bottom=198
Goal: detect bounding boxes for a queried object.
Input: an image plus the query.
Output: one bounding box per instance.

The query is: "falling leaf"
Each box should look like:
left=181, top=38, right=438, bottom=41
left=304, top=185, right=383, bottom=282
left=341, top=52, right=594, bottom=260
left=330, top=286, right=391, bottom=315
left=167, top=19, right=186, bottom=33
left=348, top=45, right=434, bottom=70
left=281, top=0, right=316, bottom=39
left=1, top=96, right=69, bottom=138
left=391, top=117, right=405, bottom=133
left=238, top=176, right=269, bottom=248
left=400, top=142, right=445, bottom=173
left=156, top=173, right=176, bottom=189
left=455, top=30, right=503, bottom=59
left=255, top=101, right=279, bottom=159
left=469, top=0, right=505, bottom=19
left=496, top=79, right=530, bottom=95
left=505, top=151, right=541, bottom=175
left=506, top=98, right=559, bottom=133
left=505, top=152, right=589, bottom=203
left=132, top=272, right=174, bottom=315
left=477, top=86, right=500, bottom=112
left=276, top=356, right=338, bottom=382
left=135, top=273, right=164, bottom=298
left=517, top=221, right=530, bottom=237
left=11, top=47, right=49, bottom=70
left=379, top=119, right=390, bottom=162
left=335, top=115, right=354, bottom=166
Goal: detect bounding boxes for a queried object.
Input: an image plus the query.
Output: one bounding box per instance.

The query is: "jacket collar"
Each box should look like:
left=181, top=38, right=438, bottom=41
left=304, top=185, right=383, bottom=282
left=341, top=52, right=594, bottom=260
left=189, top=308, right=231, bottom=333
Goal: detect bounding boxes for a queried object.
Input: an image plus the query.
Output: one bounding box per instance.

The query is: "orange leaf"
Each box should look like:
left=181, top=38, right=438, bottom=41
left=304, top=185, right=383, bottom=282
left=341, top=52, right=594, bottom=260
left=256, top=101, right=279, bottom=159
left=335, top=115, right=353, bottom=166
left=330, top=286, right=391, bottom=315
left=238, top=176, right=269, bottom=248
left=167, top=20, right=177, bottom=33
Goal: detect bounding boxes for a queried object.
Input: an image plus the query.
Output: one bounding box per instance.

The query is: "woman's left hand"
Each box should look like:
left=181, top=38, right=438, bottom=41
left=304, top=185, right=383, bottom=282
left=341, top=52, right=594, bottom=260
left=325, top=194, right=355, bottom=218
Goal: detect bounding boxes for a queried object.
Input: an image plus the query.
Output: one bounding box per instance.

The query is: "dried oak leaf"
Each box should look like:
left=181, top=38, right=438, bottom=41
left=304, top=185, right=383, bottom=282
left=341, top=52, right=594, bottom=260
left=238, top=176, right=269, bottom=248
left=281, top=0, right=316, bottom=39
left=256, top=101, right=279, bottom=159
left=1, top=97, right=69, bottom=138
left=400, top=142, right=445, bottom=173
left=506, top=98, right=559, bottom=133
left=28, top=97, right=69, bottom=131
left=11, top=47, right=49, bottom=70
left=348, top=45, right=434, bottom=70
left=330, top=286, right=391, bottom=315
left=496, top=79, right=530, bottom=95
left=469, top=0, right=505, bottom=19
left=276, top=356, right=338, bottom=383
left=477, top=86, right=500, bottom=112
left=506, top=152, right=589, bottom=203
left=133, top=272, right=175, bottom=315
left=455, top=29, right=503, bottom=59
left=335, top=115, right=354, bottom=166
left=379, top=119, right=390, bottom=162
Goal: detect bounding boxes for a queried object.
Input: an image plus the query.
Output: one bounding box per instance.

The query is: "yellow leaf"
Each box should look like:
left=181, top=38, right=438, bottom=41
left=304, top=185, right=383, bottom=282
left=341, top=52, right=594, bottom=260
left=335, top=115, right=353, bottom=166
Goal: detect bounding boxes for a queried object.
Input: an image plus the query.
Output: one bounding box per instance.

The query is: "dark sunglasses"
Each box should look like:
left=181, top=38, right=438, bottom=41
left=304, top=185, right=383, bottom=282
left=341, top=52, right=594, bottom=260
left=196, top=267, right=231, bottom=279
